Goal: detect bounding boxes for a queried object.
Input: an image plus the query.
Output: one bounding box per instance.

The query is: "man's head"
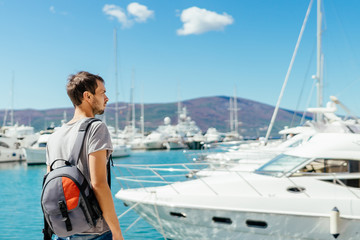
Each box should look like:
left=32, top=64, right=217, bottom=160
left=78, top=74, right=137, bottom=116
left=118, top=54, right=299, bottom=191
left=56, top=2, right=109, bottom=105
left=67, top=71, right=109, bottom=115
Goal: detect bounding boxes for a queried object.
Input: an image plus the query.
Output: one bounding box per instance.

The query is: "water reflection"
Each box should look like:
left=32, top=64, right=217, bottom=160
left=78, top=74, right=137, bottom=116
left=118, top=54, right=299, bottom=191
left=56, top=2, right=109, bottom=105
left=0, top=161, right=27, bottom=170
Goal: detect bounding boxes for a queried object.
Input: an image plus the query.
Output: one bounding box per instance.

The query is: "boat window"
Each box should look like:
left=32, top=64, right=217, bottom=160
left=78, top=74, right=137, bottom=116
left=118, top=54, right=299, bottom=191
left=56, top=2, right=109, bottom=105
left=292, top=159, right=360, bottom=188
left=255, top=154, right=310, bottom=177
left=287, top=139, right=302, bottom=148
left=0, top=141, right=10, bottom=148
left=39, top=142, right=47, bottom=148
left=296, top=159, right=350, bottom=174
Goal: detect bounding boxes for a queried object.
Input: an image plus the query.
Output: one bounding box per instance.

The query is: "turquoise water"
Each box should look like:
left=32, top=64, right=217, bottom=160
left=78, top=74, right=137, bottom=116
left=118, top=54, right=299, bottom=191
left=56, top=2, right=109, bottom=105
left=0, top=150, right=197, bottom=240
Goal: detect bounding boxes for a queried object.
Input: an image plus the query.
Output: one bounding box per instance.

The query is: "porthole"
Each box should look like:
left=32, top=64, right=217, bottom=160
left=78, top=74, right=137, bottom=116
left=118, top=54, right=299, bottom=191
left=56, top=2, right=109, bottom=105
left=212, top=216, right=232, bottom=224
left=287, top=186, right=306, bottom=193
left=246, top=220, right=268, bottom=229
left=170, top=212, right=186, bottom=218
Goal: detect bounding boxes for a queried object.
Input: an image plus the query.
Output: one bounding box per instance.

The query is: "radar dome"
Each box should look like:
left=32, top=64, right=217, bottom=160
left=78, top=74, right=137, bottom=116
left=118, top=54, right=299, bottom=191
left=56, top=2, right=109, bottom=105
left=164, top=117, right=171, bottom=125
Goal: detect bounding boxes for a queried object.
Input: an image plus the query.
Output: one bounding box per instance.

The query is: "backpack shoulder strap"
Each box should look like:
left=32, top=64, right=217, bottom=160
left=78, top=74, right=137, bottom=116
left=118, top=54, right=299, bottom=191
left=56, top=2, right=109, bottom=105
left=68, top=118, right=101, bottom=166
left=107, top=154, right=113, bottom=188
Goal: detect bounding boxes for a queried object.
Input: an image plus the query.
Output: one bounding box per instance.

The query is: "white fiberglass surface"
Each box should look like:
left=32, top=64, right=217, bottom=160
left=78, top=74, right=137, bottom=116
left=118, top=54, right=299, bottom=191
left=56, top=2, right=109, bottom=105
left=255, top=154, right=310, bottom=177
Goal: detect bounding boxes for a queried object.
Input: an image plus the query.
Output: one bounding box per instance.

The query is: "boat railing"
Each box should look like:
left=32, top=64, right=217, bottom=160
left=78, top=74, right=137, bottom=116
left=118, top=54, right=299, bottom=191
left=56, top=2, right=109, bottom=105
left=113, top=163, right=360, bottom=198
left=113, top=162, right=259, bottom=194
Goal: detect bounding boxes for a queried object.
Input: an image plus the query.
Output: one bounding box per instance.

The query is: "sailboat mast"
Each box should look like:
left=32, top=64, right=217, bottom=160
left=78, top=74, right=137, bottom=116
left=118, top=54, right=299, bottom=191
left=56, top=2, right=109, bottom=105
left=264, top=0, right=313, bottom=143
left=177, top=85, right=182, bottom=124
left=234, top=87, right=238, bottom=134
left=141, top=99, right=144, bottom=137
left=140, top=81, right=145, bottom=136
left=114, top=28, right=119, bottom=134
left=316, top=0, right=323, bottom=122
left=229, top=97, right=233, bottom=132
left=10, top=71, right=14, bottom=126
left=131, top=69, right=136, bottom=133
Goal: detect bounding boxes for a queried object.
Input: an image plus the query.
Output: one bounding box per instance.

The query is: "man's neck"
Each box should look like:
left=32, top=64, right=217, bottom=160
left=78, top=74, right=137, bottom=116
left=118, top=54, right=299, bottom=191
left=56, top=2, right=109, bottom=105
left=68, top=106, right=95, bottom=124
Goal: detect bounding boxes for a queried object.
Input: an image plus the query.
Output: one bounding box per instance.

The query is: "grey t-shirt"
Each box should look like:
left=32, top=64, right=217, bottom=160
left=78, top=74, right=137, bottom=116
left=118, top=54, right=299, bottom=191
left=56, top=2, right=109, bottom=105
left=46, top=117, right=113, bottom=235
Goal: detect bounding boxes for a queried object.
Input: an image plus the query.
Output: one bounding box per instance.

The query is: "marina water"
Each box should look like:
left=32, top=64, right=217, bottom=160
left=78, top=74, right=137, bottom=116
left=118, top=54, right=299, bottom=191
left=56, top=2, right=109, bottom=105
left=0, top=150, right=196, bottom=240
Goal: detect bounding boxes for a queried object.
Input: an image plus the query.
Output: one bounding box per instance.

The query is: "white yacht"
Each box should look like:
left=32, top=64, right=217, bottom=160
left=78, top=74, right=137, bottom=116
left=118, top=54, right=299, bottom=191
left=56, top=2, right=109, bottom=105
left=157, top=117, right=186, bottom=150
left=143, top=131, right=166, bottom=150
left=2, top=124, right=38, bottom=148
left=115, top=132, right=360, bottom=240
left=23, top=129, right=53, bottom=165
left=0, top=124, right=38, bottom=163
left=185, top=131, right=205, bottom=150
left=175, top=107, right=205, bottom=150
left=143, top=117, right=186, bottom=151
left=111, top=137, right=131, bottom=158
left=108, top=127, right=132, bottom=158
left=222, top=131, right=243, bottom=142
left=117, top=125, right=146, bottom=150
left=202, top=100, right=359, bottom=169
left=0, top=135, right=25, bottom=163
left=204, top=127, right=222, bottom=144
left=165, top=133, right=186, bottom=150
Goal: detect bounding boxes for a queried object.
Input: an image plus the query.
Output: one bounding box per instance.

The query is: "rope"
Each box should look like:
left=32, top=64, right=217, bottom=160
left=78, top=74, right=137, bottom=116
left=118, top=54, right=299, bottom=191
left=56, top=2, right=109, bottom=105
left=151, top=192, right=167, bottom=240
left=300, top=78, right=317, bottom=125
left=124, top=216, right=142, bottom=233
left=290, top=41, right=317, bottom=128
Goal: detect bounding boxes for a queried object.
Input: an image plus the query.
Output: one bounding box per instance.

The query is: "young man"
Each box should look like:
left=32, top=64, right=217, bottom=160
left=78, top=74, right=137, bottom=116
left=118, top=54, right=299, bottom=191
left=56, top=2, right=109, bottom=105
left=46, top=71, right=124, bottom=240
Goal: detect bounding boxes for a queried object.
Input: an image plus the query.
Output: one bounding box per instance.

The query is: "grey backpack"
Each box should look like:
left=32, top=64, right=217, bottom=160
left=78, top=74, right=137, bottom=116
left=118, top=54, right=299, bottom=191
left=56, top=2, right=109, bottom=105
left=41, top=118, right=108, bottom=238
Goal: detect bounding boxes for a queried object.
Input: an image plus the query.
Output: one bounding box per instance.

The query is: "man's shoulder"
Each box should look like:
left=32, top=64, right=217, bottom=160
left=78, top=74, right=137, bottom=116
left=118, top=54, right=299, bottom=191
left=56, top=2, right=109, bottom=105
left=88, top=119, right=108, bottom=131
left=48, top=118, right=109, bottom=141
left=87, top=119, right=111, bottom=138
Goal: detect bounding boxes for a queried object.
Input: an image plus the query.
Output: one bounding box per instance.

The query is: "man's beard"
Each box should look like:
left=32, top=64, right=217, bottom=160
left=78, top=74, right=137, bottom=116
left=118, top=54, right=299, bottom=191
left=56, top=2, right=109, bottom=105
left=95, top=109, right=105, bottom=115
left=92, top=99, right=105, bottom=115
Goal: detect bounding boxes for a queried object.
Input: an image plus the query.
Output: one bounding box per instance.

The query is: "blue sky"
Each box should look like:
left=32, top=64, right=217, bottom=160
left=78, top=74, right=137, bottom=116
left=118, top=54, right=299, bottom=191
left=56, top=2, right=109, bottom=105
left=1, top=0, right=360, bottom=117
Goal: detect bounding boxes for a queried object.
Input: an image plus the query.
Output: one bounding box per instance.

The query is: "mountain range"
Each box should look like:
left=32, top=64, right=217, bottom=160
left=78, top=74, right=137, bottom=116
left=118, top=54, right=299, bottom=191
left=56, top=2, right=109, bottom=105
left=0, top=96, right=312, bottom=139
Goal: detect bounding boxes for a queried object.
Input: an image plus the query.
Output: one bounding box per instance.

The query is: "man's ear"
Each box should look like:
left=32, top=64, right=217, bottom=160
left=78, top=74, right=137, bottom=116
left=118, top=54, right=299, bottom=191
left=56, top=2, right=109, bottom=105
left=83, top=91, right=91, bottom=101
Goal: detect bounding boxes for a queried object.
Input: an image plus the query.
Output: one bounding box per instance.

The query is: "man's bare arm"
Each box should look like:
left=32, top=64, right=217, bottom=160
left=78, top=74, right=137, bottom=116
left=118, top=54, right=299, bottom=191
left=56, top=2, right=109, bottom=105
left=89, top=150, right=124, bottom=240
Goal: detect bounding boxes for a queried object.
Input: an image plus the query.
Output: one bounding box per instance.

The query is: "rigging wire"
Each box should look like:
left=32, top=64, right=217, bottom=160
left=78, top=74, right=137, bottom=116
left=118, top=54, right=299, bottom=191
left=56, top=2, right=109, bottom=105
left=290, top=41, right=317, bottom=128
left=300, top=78, right=317, bottom=125
left=326, top=0, right=360, bottom=116
left=328, top=0, right=360, bottom=72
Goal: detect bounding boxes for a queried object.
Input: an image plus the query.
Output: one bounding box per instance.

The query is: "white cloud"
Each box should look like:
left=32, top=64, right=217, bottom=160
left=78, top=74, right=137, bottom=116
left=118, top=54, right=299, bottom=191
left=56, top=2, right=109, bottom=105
left=127, top=2, right=154, bottom=23
left=177, top=7, right=234, bottom=36
left=103, top=3, right=154, bottom=28
left=50, top=6, right=55, bottom=14
left=49, top=6, right=68, bottom=15
left=103, top=4, right=132, bottom=28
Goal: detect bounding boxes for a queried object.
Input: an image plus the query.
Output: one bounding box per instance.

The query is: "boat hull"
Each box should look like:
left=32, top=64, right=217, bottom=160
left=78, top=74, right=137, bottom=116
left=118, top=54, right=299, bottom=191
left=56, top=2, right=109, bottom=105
left=116, top=170, right=360, bottom=240
left=186, top=141, right=204, bottom=150
left=23, top=147, right=46, bottom=165
left=0, top=148, right=25, bottom=163
left=167, top=141, right=186, bottom=150
left=112, top=145, right=131, bottom=158
left=119, top=196, right=360, bottom=240
left=144, top=141, right=166, bottom=150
